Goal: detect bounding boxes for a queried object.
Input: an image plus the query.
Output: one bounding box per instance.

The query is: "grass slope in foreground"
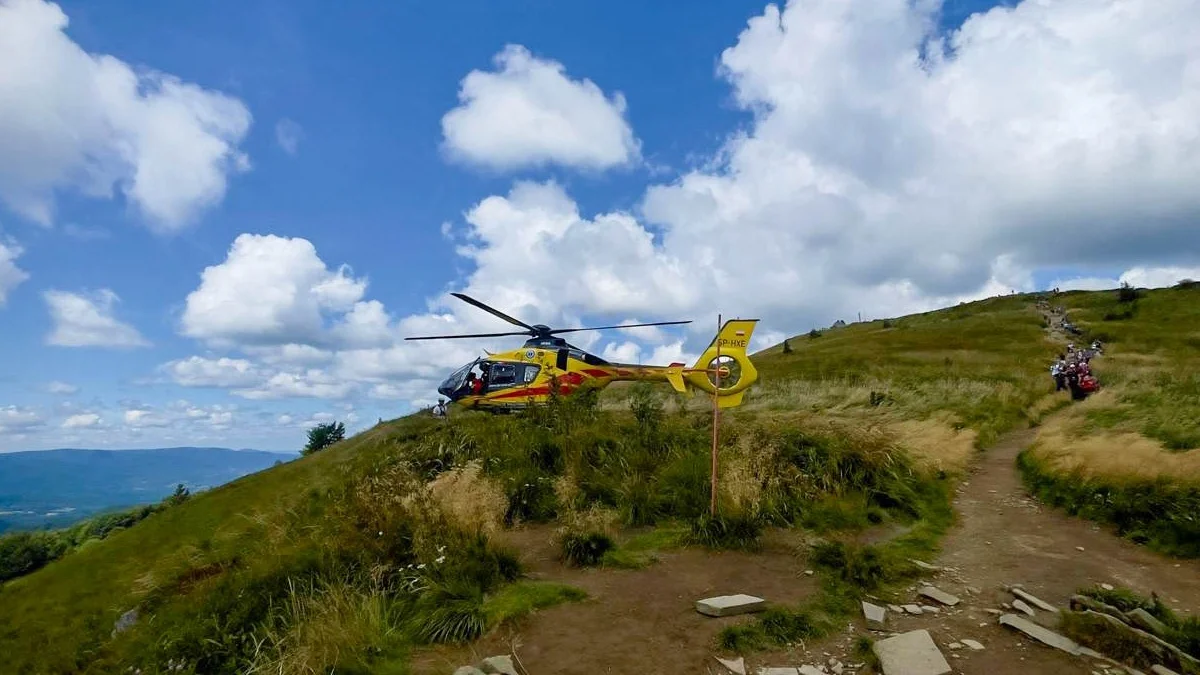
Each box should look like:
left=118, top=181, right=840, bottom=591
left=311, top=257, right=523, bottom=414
left=1020, top=284, right=1200, bottom=557
left=0, top=294, right=1061, bottom=673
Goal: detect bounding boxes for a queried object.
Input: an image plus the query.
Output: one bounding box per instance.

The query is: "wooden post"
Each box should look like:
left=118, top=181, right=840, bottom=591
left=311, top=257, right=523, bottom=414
left=711, top=313, right=721, bottom=517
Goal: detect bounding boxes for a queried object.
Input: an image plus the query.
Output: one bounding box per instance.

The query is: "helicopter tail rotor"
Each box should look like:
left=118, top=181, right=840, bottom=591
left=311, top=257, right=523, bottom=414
left=682, top=319, right=760, bottom=408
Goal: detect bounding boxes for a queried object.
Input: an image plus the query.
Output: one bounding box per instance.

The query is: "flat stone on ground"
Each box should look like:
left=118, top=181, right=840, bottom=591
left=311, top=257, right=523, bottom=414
left=715, top=656, right=747, bottom=675
left=889, top=604, right=906, bottom=614
left=1012, top=599, right=1037, bottom=616
left=1012, top=587, right=1058, bottom=612
left=962, top=639, right=985, bottom=650
left=454, top=668, right=486, bottom=675
left=800, top=667, right=825, bottom=675
left=873, top=629, right=953, bottom=675
left=903, top=604, right=925, bottom=615
left=480, top=655, right=518, bottom=675
left=998, top=613, right=1083, bottom=655
left=863, top=601, right=888, bottom=629
left=1127, top=608, right=1170, bottom=637
left=756, top=668, right=799, bottom=675
left=919, top=586, right=961, bottom=606
left=697, top=594, right=767, bottom=617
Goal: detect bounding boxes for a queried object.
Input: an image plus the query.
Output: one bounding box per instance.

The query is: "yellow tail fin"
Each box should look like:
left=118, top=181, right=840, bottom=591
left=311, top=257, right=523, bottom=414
left=685, top=319, right=760, bottom=407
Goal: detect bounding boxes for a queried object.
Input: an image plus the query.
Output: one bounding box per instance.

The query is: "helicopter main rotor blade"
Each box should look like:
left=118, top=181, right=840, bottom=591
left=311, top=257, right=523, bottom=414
left=404, top=330, right=533, bottom=341
left=548, top=320, right=692, bottom=335
left=450, top=292, right=536, bottom=331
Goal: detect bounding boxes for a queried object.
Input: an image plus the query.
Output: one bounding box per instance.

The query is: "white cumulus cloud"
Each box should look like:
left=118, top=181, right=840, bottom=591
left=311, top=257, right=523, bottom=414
left=441, top=44, right=640, bottom=171
left=0, top=240, right=30, bottom=306
left=44, top=289, right=150, bottom=348
left=180, top=233, right=371, bottom=348
left=45, top=380, right=78, bottom=394
left=161, top=356, right=261, bottom=387
left=275, top=118, right=303, bottom=156
left=0, top=405, right=44, bottom=433
left=0, top=0, right=252, bottom=231
left=61, top=413, right=99, bottom=429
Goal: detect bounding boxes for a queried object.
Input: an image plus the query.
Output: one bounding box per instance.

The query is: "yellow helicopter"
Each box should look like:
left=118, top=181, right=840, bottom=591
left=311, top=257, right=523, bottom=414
left=406, top=293, right=760, bottom=411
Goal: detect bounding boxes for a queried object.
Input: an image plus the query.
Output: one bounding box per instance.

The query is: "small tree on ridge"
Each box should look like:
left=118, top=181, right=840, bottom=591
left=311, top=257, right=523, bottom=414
left=303, top=421, right=346, bottom=456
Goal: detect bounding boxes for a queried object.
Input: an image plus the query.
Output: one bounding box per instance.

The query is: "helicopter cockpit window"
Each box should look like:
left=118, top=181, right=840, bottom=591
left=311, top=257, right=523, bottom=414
left=522, top=364, right=540, bottom=383
left=438, top=358, right=482, bottom=399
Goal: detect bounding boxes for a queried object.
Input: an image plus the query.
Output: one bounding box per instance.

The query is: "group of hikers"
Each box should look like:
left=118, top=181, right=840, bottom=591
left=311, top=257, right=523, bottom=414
left=1040, top=296, right=1102, bottom=400
left=1051, top=339, right=1103, bottom=400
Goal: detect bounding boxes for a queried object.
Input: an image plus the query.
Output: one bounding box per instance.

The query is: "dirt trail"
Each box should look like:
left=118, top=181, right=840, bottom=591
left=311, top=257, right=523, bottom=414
left=895, top=424, right=1200, bottom=674
left=410, top=529, right=820, bottom=675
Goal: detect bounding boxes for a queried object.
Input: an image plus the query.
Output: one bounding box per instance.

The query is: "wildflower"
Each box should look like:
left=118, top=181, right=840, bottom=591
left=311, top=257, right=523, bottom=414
left=418, top=563, right=426, bottom=569
left=435, top=556, right=446, bottom=564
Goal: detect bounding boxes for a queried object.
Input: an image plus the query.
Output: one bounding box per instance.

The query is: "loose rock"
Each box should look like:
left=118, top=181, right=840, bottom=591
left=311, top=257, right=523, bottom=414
left=1101, top=584, right=1115, bottom=591
left=757, top=668, right=799, bottom=675
left=863, top=601, right=888, bottom=630
left=1012, top=588, right=1057, bottom=613
left=962, top=639, right=985, bottom=650
left=949, top=642, right=964, bottom=650
left=112, top=608, right=139, bottom=637
left=697, top=594, right=767, bottom=617
left=911, top=560, right=943, bottom=572
left=918, top=586, right=961, bottom=606
left=903, top=604, right=925, bottom=615
left=872, top=629, right=952, bottom=675
left=454, top=668, right=486, bottom=675
left=889, top=604, right=906, bottom=614
left=921, top=606, right=940, bottom=614
left=1070, top=610, right=1200, bottom=672
left=998, top=613, right=1084, bottom=655
left=715, top=656, right=747, bottom=675
left=799, top=667, right=824, bottom=675
left=1127, top=608, right=1170, bottom=637
left=480, top=655, right=519, bottom=675
left=1012, top=599, right=1037, bottom=616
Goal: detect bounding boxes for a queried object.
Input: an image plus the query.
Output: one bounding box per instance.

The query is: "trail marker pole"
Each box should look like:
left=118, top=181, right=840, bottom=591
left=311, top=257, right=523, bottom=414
left=711, top=313, right=721, bottom=517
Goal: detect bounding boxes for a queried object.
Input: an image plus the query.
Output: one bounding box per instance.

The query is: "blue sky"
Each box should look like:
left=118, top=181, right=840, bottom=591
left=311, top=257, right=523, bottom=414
left=1, top=0, right=1198, bottom=451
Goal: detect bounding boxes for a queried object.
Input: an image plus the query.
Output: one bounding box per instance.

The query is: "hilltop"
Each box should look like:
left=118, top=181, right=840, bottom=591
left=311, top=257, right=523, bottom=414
left=1, top=288, right=1197, bottom=674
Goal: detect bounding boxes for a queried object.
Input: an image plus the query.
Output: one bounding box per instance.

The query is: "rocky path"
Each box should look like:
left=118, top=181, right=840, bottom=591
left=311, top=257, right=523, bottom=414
left=899, top=424, right=1200, bottom=674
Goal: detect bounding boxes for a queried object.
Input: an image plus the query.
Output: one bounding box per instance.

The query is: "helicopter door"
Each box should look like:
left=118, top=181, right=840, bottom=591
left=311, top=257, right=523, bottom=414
left=556, top=348, right=569, bottom=371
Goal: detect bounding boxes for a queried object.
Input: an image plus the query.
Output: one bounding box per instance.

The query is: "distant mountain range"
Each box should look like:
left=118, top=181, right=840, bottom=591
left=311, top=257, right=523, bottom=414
left=0, top=447, right=298, bottom=533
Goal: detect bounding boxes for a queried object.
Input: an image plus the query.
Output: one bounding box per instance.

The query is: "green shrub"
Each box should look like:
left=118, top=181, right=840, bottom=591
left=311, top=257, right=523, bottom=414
left=1118, top=282, right=1142, bottom=303
left=559, top=532, right=615, bottom=567
left=413, top=581, right=487, bottom=644
left=685, top=511, right=763, bottom=551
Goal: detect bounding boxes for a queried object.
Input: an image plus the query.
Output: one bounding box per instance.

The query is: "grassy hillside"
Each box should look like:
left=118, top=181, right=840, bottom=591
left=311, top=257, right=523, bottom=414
left=751, top=294, right=1053, bottom=451
left=5, top=290, right=1192, bottom=673
left=1019, top=283, right=1200, bottom=556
